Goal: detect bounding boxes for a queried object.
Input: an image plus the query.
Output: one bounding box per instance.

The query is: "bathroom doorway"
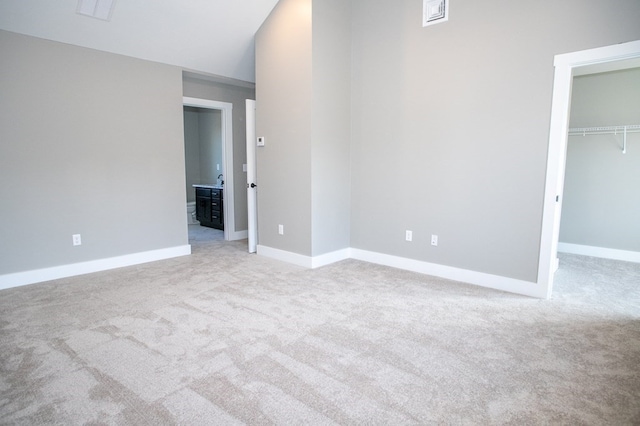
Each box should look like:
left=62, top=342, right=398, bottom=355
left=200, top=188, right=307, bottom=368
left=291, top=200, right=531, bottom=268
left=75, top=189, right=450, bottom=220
left=183, top=97, right=236, bottom=242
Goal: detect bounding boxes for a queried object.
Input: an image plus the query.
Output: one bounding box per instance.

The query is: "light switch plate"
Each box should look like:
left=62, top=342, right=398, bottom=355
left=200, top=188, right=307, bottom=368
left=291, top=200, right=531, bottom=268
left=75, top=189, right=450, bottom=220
left=257, top=136, right=265, bottom=147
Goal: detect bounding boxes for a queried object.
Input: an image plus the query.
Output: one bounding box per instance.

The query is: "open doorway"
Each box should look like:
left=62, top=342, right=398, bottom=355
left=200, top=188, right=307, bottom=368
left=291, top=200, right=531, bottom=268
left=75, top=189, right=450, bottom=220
left=558, top=67, right=640, bottom=262
left=538, top=40, right=640, bottom=299
left=183, top=106, right=224, bottom=242
left=183, top=97, right=236, bottom=242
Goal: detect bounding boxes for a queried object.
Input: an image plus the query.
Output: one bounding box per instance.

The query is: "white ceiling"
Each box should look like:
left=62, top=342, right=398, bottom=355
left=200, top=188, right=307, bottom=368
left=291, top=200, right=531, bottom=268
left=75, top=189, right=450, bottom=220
left=0, top=0, right=280, bottom=83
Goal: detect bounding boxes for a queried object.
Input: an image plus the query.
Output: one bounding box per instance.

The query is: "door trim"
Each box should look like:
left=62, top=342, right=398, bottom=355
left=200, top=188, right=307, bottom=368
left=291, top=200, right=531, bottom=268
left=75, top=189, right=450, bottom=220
left=538, top=39, right=640, bottom=298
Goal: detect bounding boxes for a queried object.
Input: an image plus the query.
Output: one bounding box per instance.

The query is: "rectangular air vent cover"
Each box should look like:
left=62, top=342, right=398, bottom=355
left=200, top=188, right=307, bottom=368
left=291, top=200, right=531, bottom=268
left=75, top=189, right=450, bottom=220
left=423, top=0, right=449, bottom=27
left=77, top=0, right=116, bottom=21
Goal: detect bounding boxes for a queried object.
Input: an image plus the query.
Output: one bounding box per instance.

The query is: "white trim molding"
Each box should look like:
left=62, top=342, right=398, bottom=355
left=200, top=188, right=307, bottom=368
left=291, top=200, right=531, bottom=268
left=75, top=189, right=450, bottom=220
left=257, top=245, right=542, bottom=298
left=229, top=230, right=249, bottom=241
left=539, top=39, right=640, bottom=299
left=256, top=245, right=351, bottom=269
left=0, top=245, right=191, bottom=291
left=257, top=245, right=313, bottom=268
left=558, top=243, right=640, bottom=264
left=350, top=249, right=542, bottom=298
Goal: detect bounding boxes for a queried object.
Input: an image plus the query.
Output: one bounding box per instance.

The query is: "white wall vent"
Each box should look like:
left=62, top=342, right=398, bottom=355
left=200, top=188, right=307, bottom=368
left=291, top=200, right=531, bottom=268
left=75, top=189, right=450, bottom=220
left=77, top=0, right=116, bottom=21
left=423, top=0, right=449, bottom=27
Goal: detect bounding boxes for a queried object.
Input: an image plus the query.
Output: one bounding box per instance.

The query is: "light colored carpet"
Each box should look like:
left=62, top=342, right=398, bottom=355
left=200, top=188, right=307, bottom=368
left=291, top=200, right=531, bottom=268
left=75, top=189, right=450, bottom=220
left=1, top=227, right=639, bottom=424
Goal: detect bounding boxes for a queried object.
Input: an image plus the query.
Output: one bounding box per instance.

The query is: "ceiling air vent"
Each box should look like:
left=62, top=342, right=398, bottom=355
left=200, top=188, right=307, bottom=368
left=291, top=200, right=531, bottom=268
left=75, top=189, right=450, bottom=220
left=423, top=0, right=449, bottom=27
left=77, top=0, right=116, bottom=21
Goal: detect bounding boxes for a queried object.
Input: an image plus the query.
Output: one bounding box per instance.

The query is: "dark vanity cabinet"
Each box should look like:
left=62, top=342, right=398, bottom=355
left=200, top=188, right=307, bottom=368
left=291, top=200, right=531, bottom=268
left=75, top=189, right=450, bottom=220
left=196, top=187, right=224, bottom=230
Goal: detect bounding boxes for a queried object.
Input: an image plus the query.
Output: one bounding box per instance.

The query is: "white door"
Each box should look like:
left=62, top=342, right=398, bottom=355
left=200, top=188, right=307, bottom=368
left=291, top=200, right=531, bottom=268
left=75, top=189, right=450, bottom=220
left=246, top=99, right=258, bottom=253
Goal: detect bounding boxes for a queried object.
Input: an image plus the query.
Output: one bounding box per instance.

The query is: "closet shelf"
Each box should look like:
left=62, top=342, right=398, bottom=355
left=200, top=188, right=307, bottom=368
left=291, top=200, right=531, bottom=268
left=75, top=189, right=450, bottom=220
left=568, top=125, right=640, bottom=135
left=568, top=125, right=640, bottom=154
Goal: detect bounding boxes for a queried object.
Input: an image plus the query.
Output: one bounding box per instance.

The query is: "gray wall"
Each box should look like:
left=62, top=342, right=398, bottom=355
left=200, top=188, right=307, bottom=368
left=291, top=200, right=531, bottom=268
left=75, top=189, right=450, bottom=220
left=560, top=68, right=640, bottom=251
left=311, top=0, right=352, bottom=256
left=183, top=109, right=202, bottom=202
left=0, top=30, right=187, bottom=275
left=183, top=75, right=255, bottom=233
left=349, top=0, right=639, bottom=283
left=183, top=107, right=223, bottom=203
left=256, top=0, right=640, bottom=282
left=255, top=0, right=352, bottom=257
left=199, top=109, right=223, bottom=186
left=256, top=0, right=313, bottom=256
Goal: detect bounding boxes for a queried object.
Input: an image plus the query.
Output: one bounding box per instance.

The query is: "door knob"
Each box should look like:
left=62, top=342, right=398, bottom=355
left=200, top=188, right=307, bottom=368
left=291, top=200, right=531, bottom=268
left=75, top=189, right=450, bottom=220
left=249, top=183, right=257, bottom=188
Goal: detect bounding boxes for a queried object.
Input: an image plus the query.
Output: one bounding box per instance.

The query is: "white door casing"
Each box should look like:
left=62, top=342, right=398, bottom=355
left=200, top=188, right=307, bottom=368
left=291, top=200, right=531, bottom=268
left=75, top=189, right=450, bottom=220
left=538, top=40, right=640, bottom=298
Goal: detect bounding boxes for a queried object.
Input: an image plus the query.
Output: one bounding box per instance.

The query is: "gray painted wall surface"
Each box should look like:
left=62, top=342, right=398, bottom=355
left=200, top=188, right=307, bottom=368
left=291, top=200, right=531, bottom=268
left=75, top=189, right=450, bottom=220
left=560, top=68, right=640, bottom=251
left=255, top=0, right=313, bottom=256
left=255, top=0, right=352, bottom=257
left=183, top=110, right=202, bottom=202
left=348, top=0, right=640, bottom=282
left=183, top=108, right=223, bottom=203
left=199, top=110, right=223, bottom=186
left=310, top=0, right=352, bottom=256
left=0, top=30, right=187, bottom=275
left=182, top=76, right=255, bottom=233
left=256, top=0, right=640, bottom=282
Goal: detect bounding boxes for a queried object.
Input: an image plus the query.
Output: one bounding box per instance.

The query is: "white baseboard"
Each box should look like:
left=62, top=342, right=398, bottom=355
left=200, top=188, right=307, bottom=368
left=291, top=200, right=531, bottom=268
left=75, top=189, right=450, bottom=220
left=311, top=248, right=351, bottom=268
left=256, top=245, right=312, bottom=268
left=558, top=242, right=640, bottom=263
left=257, top=245, right=544, bottom=298
left=350, top=249, right=543, bottom=298
left=256, top=245, right=351, bottom=269
left=229, top=230, right=248, bottom=241
left=0, top=245, right=192, bottom=291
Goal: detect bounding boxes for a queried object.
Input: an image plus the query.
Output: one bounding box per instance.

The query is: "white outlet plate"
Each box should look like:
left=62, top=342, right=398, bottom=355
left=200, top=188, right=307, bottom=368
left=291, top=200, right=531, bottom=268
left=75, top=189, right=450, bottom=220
left=405, top=230, right=413, bottom=241
left=72, top=234, right=82, bottom=246
left=431, top=235, right=438, bottom=246
left=278, top=224, right=284, bottom=235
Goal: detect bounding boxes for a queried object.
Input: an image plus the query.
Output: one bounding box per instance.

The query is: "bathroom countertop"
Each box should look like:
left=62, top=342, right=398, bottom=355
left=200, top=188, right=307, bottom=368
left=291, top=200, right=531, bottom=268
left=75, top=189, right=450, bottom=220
left=192, top=184, right=224, bottom=189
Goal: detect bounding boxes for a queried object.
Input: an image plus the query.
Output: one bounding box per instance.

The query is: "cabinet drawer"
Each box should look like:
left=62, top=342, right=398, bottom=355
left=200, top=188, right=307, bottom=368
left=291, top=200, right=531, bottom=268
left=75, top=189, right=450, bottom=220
left=211, top=189, right=222, bottom=199
left=196, top=188, right=211, bottom=197
left=211, top=200, right=222, bottom=211
left=211, top=212, right=223, bottom=223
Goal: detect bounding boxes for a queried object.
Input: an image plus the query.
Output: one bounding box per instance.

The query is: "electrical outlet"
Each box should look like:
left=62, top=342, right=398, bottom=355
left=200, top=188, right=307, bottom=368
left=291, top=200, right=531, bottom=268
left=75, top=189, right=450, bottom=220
left=405, top=230, right=413, bottom=241
left=278, top=224, right=284, bottom=235
left=72, top=234, right=82, bottom=246
left=431, top=234, right=438, bottom=246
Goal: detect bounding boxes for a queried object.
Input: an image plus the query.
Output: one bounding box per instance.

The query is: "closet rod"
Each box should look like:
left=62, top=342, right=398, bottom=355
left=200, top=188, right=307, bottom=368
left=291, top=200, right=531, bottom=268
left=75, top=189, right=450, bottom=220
left=568, top=124, right=640, bottom=135
left=568, top=125, right=640, bottom=154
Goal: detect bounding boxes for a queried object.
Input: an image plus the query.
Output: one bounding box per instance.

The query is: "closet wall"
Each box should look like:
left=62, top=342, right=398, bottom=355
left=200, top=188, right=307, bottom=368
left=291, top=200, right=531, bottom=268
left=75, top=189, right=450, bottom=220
left=559, top=67, right=640, bottom=255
